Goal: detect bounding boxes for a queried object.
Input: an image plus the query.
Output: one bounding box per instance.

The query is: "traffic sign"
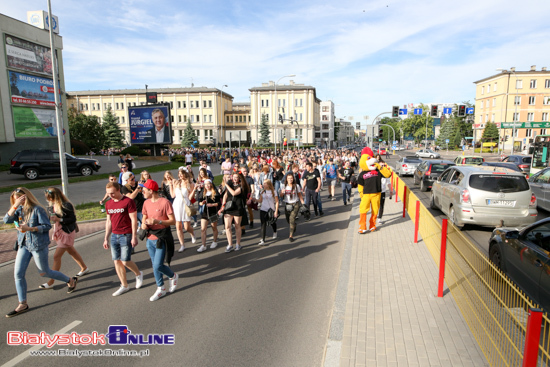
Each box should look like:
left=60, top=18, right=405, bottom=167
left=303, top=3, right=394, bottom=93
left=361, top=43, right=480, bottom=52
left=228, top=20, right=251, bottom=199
left=399, top=109, right=407, bottom=116
left=443, top=107, right=452, bottom=114
left=466, top=107, right=474, bottom=115
left=414, top=108, right=423, bottom=115
left=445, top=139, right=449, bottom=143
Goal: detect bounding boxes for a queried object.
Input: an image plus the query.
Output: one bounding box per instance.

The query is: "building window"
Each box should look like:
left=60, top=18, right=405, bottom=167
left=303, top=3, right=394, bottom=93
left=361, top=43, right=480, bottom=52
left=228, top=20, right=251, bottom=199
left=203, top=101, right=207, bottom=108
left=516, top=79, right=523, bottom=89
left=322, top=115, right=328, bottom=121
left=85, top=104, right=89, bottom=110
left=492, top=98, right=496, bottom=107
left=485, top=100, right=489, bottom=108
left=494, top=83, right=497, bottom=92
left=195, top=130, right=200, bottom=138
left=204, top=115, right=207, bottom=122
left=526, top=129, right=532, bottom=137
left=196, top=100, right=199, bottom=108
left=183, top=101, right=187, bottom=108
left=178, top=101, right=181, bottom=108
left=184, top=115, right=187, bottom=122
left=190, top=101, right=194, bottom=108
left=513, top=113, right=520, bottom=121
left=542, top=128, right=547, bottom=134
left=178, top=115, right=182, bottom=123
left=299, top=113, right=303, bottom=121
left=481, top=86, right=484, bottom=95
left=248, top=116, right=251, bottom=122
left=530, top=79, right=537, bottom=89
left=487, top=84, right=491, bottom=92
left=205, top=129, right=213, bottom=140
left=479, top=115, right=482, bottom=123
left=544, top=96, right=550, bottom=105
left=527, top=112, right=534, bottom=122
left=121, top=116, right=125, bottom=123
left=92, top=104, right=96, bottom=110
left=115, top=103, right=119, bottom=110
left=196, top=115, right=200, bottom=122
left=261, top=100, right=264, bottom=107
left=226, top=116, right=229, bottom=123
left=322, top=106, right=329, bottom=112
left=322, top=124, right=329, bottom=130
left=209, top=115, right=212, bottom=122
left=492, top=113, right=495, bottom=122
left=529, top=96, right=536, bottom=105
left=546, top=80, right=550, bottom=89
left=170, top=102, right=173, bottom=108
left=485, top=114, right=489, bottom=122
left=514, top=96, right=521, bottom=105
left=209, top=101, right=212, bottom=108
left=543, top=113, right=549, bottom=122
left=191, top=115, right=194, bottom=123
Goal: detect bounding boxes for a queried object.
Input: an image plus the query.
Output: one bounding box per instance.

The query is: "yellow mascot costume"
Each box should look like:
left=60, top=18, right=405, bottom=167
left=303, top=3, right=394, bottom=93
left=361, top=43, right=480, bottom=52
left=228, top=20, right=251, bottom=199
left=357, top=147, right=392, bottom=234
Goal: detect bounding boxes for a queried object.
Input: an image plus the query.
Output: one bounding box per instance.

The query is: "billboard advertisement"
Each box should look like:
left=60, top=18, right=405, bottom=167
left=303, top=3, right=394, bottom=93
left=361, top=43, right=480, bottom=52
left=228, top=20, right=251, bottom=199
left=9, top=71, right=59, bottom=107
left=12, top=106, right=57, bottom=137
left=128, top=104, right=172, bottom=145
left=5, top=34, right=52, bottom=76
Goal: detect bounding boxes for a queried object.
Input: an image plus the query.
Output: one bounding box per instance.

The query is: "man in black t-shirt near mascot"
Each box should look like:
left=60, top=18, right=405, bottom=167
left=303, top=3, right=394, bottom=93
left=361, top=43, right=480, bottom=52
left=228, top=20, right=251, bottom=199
left=338, top=161, right=355, bottom=206
left=302, top=162, right=323, bottom=218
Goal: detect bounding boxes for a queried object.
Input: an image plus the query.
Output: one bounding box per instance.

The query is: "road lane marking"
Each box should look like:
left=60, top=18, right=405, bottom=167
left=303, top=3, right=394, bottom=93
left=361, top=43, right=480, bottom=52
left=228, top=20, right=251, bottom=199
left=2, top=320, right=82, bottom=367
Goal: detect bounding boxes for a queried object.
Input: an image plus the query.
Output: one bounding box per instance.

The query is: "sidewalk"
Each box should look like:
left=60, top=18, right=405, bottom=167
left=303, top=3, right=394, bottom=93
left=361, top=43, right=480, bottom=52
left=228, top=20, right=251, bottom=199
left=325, top=193, right=488, bottom=366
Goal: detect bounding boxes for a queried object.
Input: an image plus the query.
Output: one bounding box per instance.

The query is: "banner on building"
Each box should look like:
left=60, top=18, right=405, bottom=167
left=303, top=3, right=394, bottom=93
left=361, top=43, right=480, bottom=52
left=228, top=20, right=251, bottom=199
left=128, top=104, right=172, bottom=145
left=9, top=71, right=59, bottom=107
left=5, top=34, right=52, bottom=76
left=12, top=106, right=57, bottom=137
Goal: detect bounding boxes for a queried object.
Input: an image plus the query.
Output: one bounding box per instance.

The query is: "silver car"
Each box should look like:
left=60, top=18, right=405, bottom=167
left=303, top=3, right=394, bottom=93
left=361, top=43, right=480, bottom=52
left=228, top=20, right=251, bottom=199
left=395, top=156, right=423, bottom=176
left=430, top=166, right=538, bottom=230
left=528, top=167, right=550, bottom=211
left=416, top=149, right=441, bottom=159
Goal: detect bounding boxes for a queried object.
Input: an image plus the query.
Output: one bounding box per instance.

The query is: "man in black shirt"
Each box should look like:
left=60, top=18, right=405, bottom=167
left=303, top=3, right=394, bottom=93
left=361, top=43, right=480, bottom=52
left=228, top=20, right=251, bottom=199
left=338, top=161, right=355, bottom=206
left=121, top=171, right=145, bottom=227
left=302, top=162, right=321, bottom=218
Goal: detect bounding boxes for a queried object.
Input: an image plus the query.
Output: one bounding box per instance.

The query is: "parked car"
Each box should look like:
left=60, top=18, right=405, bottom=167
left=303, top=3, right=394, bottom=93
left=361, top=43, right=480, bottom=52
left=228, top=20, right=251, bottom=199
left=528, top=167, right=550, bottom=212
left=395, top=156, right=423, bottom=176
left=501, top=155, right=532, bottom=175
left=378, top=148, right=387, bottom=155
left=413, top=160, right=455, bottom=191
left=453, top=156, right=485, bottom=165
left=10, top=149, right=101, bottom=180
left=489, top=218, right=550, bottom=313
left=394, top=145, right=406, bottom=151
left=415, top=149, right=440, bottom=159
left=430, top=166, right=537, bottom=230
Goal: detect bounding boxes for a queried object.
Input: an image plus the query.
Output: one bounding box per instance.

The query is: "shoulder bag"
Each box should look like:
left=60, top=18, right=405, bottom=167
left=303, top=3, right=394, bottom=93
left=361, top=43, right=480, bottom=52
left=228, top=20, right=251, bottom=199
left=185, top=204, right=197, bottom=217
left=224, top=200, right=236, bottom=211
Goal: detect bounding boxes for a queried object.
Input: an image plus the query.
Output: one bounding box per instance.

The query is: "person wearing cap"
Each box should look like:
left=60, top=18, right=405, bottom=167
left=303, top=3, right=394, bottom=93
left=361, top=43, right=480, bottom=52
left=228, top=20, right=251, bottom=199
left=121, top=171, right=145, bottom=228
left=140, top=179, right=178, bottom=301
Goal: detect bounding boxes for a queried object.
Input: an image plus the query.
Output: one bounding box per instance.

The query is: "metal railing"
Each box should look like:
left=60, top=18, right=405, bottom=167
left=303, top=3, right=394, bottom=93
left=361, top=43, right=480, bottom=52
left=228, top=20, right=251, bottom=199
left=392, top=173, right=550, bottom=366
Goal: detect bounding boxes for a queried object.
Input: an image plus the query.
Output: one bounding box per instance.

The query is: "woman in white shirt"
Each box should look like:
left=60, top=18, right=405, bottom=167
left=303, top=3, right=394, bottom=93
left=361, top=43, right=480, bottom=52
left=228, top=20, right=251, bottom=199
left=257, top=179, right=279, bottom=246
left=280, top=174, right=305, bottom=242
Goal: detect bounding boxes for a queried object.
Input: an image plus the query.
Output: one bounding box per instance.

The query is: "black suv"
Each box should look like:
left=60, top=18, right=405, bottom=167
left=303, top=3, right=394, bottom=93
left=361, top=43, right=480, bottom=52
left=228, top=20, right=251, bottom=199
left=10, top=150, right=101, bottom=180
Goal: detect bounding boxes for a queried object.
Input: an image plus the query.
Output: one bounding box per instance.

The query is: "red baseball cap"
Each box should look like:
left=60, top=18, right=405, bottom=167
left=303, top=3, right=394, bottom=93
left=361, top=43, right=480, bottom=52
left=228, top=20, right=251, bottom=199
left=139, top=179, right=159, bottom=191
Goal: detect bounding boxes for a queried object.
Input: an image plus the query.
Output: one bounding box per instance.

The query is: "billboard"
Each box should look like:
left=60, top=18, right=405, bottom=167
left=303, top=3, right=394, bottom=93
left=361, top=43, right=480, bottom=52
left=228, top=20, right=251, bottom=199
left=9, top=71, right=59, bottom=107
left=12, top=106, right=57, bottom=137
left=5, top=34, right=52, bottom=76
left=129, top=104, right=172, bottom=145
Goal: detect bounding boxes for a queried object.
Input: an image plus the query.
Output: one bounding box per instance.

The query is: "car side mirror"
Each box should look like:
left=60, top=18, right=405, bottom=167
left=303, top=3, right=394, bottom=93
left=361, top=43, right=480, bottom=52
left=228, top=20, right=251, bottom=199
left=505, top=231, right=520, bottom=240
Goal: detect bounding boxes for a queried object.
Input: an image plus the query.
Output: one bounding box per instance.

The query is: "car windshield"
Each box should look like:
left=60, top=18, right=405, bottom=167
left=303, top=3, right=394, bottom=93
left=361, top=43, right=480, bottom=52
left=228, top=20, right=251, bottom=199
left=65, top=153, right=76, bottom=159
left=431, top=164, right=452, bottom=173
left=404, top=158, right=422, bottom=163
left=465, top=157, right=484, bottom=164
left=469, top=174, right=529, bottom=193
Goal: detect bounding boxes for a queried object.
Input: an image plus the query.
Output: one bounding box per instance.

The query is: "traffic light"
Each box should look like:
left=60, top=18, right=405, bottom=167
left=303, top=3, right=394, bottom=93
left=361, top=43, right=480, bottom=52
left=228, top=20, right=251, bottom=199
left=289, top=117, right=294, bottom=125
left=457, top=105, right=466, bottom=117
left=392, top=106, right=399, bottom=118
left=378, top=128, right=383, bottom=141
left=430, top=105, right=438, bottom=117
left=279, top=114, right=283, bottom=123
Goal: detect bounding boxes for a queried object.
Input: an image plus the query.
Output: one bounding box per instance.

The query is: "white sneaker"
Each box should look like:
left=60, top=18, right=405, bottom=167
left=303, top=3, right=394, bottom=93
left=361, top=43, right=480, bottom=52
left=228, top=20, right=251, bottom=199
left=76, top=268, right=89, bottom=277
left=191, top=236, right=196, bottom=244
left=197, top=245, right=207, bottom=253
left=135, top=271, right=143, bottom=289
left=273, top=232, right=277, bottom=239
left=235, top=244, right=242, bottom=251
left=210, top=242, right=218, bottom=249
left=169, top=274, right=179, bottom=293
left=258, top=240, right=265, bottom=246
left=112, top=285, right=129, bottom=296
left=149, top=287, right=166, bottom=301
left=193, top=222, right=198, bottom=228
left=178, top=245, right=185, bottom=253
left=221, top=229, right=226, bottom=235
left=225, top=245, right=234, bottom=253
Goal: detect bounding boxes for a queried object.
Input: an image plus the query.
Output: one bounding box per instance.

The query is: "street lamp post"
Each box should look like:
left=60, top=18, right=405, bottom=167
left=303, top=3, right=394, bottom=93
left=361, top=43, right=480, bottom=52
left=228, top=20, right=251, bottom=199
left=220, top=84, right=228, bottom=148
left=274, top=74, right=295, bottom=154
left=496, top=68, right=519, bottom=154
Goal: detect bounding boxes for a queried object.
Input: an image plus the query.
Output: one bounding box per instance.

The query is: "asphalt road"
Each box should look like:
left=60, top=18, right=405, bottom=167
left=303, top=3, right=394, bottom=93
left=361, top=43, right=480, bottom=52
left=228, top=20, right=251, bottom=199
left=0, top=187, right=351, bottom=366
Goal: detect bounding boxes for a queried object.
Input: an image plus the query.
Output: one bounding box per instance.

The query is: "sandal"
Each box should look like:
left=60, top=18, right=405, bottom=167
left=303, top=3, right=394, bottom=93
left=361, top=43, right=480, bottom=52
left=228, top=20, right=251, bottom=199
left=6, top=304, right=29, bottom=318
left=39, top=283, right=54, bottom=290
left=67, top=277, right=78, bottom=294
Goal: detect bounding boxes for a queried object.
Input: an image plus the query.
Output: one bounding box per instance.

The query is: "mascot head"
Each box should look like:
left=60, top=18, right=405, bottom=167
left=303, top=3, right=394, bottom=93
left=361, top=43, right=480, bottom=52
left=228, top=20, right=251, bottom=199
left=359, top=146, right=377, bottom=172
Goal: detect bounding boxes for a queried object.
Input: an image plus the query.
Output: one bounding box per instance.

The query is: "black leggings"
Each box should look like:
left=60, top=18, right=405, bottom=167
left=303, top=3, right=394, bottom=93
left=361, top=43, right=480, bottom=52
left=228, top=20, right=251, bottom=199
left=378, top=192, right=386, bottom=218
left=260, top=210, right=277, bottom=240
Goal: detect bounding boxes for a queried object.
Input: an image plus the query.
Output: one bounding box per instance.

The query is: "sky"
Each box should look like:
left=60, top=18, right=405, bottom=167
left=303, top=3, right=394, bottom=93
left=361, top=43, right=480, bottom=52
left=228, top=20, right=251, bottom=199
left=3, top=0, right=550, bottom=127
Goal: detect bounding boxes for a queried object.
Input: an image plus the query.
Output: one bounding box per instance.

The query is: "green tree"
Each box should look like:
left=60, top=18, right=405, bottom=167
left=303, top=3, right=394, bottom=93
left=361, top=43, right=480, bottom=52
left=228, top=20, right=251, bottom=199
left=181, top=121, right=197, bottom=147
left=482, top=121, right=499, bottom=142
left=102, top=107, right=125, bottom=149
left=379, top=117, right=400, bottom=144
left=68, top=107, right=106, bottom=152
left=400, top=104, right=434, bottom=145
left=436, top=117, right=457, bottom=148
left=258, top=113, right=271, bottom=146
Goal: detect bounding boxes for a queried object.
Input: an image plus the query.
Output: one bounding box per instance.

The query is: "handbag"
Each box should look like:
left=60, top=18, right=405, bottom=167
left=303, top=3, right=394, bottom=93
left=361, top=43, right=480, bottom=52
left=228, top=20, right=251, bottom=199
left=185, top=204, right=197, bottom=217
left=208, top=213, right=220, bottom=223
left=13, top=239, right=19, bottom=252
left=285, top=203, right=294, bottom=212
left=224, top=200, right=236, bottom=211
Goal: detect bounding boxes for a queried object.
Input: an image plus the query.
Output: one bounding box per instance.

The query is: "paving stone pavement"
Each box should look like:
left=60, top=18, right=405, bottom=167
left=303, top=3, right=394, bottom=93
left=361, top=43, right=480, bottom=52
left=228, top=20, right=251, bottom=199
left=334, top=194, right=489, bottom=367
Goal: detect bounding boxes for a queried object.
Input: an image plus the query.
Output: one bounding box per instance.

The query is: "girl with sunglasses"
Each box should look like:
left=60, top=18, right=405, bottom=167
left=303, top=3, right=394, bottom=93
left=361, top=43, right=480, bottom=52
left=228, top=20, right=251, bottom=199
left=4, top=188, right=78, bottom=317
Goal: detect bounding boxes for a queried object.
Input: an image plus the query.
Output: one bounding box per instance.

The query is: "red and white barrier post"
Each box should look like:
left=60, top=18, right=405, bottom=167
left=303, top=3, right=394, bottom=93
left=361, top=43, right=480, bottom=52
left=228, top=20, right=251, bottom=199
left=414, top=200, right=420, bottom=244
left=522, top=308, right=543, bottom=367
left=402, top=187, right=407, bottom=218
left=395, top=178, right=399, bottom=203
left=437, top=219, right=448, bottom=297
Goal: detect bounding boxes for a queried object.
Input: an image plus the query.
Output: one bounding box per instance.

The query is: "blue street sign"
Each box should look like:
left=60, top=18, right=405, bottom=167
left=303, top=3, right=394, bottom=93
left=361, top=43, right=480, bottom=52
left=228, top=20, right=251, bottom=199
left=445, top=139, right=450, bottom=143
left=399, top=109, right=407, bottom=115
left=443, top=107, right=452, bottom=114
left=466, top=107, right=474, bottom=115
left=414, top=108, right=423, bottom=115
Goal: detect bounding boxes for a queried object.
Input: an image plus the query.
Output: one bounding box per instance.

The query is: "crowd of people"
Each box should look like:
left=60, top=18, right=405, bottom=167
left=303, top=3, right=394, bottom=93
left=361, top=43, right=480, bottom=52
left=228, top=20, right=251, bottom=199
left=4, top=145, right=398, bottom=317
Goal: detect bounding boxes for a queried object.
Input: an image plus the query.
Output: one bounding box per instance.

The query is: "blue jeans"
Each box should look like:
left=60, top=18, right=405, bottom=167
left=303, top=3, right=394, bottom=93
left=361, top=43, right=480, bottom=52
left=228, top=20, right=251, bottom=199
left=136, top=212, right=143, bottom=227
left=14, top=245, right=70, bottom=302
left=146, top=239, right=174, bottom=287
left=315, top=191, right=323, bottom=212
left=342, top=182, right=352, bottom=204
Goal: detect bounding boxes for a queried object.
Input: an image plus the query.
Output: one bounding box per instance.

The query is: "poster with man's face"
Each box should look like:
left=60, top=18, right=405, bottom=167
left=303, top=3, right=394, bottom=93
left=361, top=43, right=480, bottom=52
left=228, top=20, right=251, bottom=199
left=128, top=104, right=172, bottom=145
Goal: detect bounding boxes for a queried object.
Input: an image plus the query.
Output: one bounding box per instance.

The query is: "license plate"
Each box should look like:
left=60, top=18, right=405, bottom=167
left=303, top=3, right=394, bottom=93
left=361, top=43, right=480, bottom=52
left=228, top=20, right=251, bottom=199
left=486, top=200, right=515, bottom=206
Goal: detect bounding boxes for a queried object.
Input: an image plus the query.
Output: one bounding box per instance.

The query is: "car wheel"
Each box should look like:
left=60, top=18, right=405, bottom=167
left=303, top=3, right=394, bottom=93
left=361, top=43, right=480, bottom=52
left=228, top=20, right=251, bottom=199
left=413, top=175, right=417, bottom=185
left=420, top=179, right=427, bottom=192
left=430, top=155, right=434, bottom=158
left=449, top=206, right=463, bottom=230
left=80, top=165, right=93, bottom=176
left=24, top=168, right=39, bottom=180
left=489, top=244, right=506, bottom=273
left=429, top=192, right=437, bottom=209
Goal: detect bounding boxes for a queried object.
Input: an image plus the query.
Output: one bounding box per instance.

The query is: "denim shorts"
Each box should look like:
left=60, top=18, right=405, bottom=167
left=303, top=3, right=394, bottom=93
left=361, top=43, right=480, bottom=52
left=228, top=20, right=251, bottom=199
left=110, top=233, right=132, bottom=261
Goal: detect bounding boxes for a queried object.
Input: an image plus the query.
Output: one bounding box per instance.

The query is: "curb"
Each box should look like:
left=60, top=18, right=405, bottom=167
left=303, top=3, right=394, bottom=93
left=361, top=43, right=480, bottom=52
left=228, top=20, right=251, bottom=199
left=322, top=193, right=359, bottom=367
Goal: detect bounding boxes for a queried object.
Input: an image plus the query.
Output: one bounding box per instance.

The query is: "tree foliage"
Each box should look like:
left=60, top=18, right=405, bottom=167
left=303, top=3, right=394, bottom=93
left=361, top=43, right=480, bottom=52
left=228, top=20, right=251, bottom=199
left=181, top=121, right=198, bottom=147
left=436, top=117, right=457, bottom=147
left=258, top=113, right=271, bottom=146
left=102, top=107, right=125, bottom=149
left=68, top=107, right=106, bottom=152
left=482, top=121, right=499, bottom=141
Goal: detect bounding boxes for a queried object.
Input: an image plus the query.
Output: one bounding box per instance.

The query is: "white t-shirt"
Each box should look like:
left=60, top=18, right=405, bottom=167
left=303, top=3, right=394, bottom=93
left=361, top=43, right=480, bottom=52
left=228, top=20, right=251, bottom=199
left=283, top=185, right=299, bottom=204
left=260, top=190, right=276, bottom=212
left=185, top=153, right=193, bottom=163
